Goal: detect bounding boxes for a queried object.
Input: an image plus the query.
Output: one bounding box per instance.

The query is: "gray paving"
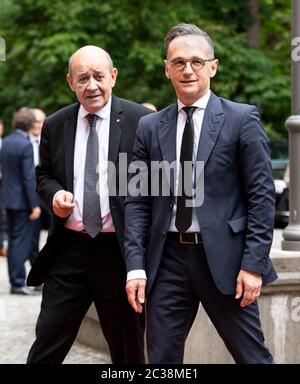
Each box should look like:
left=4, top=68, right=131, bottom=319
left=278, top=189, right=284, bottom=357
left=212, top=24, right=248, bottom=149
left=0, top=231, right=110, bottom=364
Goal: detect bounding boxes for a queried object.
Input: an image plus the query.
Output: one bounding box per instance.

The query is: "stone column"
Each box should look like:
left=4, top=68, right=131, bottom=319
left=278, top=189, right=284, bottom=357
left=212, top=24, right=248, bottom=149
left=282, top=0, right=300, bottom=251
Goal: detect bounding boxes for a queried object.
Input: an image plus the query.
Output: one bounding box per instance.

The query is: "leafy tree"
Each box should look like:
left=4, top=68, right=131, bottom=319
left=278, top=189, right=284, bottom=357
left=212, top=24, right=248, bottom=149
left=0, top=0, right=291, bottom=138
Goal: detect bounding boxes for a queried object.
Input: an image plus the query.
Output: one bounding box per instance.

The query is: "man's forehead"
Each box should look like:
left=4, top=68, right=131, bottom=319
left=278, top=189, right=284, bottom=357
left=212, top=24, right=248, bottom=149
left=70, top=52, right=110, bottom=73
left=169, top=35, right=209, bottom=51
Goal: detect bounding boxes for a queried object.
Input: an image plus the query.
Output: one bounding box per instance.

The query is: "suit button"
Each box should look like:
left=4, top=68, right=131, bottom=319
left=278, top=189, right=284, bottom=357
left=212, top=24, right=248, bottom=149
left=162, top=232, right=166, bottom=237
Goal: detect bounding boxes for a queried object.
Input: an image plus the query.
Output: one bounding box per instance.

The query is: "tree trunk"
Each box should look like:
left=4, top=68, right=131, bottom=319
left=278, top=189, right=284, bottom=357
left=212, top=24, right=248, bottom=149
left=247, top=0, right=260, bottom=48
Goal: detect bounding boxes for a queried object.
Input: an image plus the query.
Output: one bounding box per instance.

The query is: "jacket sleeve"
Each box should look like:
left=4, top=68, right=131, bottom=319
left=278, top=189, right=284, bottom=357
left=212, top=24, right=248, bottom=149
left=36, top=120, right=66, bottom=212
left=124, top=117, right=152, bottom=272
left=238, top=106, right=276, bottom=275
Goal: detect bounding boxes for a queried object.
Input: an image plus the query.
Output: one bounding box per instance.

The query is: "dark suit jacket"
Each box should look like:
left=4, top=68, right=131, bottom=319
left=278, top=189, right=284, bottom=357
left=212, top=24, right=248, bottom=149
left=0, top=131, right=38, bottom=210
left=125, top=92, right=278, bottom=295
left=27, top=95, right=152, bottom=286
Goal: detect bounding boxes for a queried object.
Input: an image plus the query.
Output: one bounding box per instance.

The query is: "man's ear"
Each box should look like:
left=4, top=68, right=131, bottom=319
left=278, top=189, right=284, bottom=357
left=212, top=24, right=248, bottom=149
left=111, top=67, right=118, bottom=88
left=66, top=73, right=75, bottom=92
left=209, top=59, right=219, bottom=78
left=164, top=59, right=171, bottom=80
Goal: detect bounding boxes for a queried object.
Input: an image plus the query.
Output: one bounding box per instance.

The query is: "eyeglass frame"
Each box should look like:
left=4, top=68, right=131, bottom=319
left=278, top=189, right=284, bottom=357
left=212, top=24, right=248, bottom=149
left=165, top=57, right=215, bottom=71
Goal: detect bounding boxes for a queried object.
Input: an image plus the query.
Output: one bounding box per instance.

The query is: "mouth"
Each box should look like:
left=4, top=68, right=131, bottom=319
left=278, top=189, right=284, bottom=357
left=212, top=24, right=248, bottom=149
left=180, top=80, right=197, bottom=85
left=86, top=94, right=102, bottom=100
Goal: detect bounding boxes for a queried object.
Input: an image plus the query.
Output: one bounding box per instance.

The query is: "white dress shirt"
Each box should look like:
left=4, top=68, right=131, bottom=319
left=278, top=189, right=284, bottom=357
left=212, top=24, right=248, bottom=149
left=30, top=135, right=40, bottom=167
left=127, top=90, right=211, bottom=282
left=168, top=89, right=211, bottom=232
left=64, top=96, right=115, bottom=233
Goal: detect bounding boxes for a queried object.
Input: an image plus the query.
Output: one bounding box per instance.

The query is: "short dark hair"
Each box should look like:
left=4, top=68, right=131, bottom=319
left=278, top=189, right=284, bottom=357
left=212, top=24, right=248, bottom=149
left=12, top=107, right=35, bottom=132
left=164, top=23, right=214, bottom=58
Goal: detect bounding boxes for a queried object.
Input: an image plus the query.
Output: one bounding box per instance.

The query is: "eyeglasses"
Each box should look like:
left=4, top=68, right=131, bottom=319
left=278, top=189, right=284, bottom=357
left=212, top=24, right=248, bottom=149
left=167, top=58, right=214, bottom=71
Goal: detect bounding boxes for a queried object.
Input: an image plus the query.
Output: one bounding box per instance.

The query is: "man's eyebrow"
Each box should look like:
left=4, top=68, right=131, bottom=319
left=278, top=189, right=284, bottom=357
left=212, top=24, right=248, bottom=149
left=76, top=71, right=89, bottom=76
left=171, top=56, right=203, bottom=60
left=93, top=70, right=106, bottom=74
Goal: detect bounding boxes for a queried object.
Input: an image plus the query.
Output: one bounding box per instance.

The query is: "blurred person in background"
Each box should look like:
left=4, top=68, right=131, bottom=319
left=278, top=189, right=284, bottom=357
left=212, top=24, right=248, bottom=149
left=142, top=102, right=157, bottom=112
left=0, top=118, right=7, bottom=256
left=28, top=108, right=52, bottom=268
left=30, top=109, right=45, bottom=168
left=0, top=108, right=41, bottom=295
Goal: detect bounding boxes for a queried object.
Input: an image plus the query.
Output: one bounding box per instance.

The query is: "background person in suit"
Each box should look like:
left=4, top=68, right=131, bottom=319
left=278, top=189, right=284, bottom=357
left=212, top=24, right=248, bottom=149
left=26, top=45, right=151, bottom=364
left=125, top=23, right=277, bottom=364
left=142, top=102, right=157, bottom=112
left=28, top=108, right=52, bottom=268
left=0, top=108, right=41, bottom=295
left=0, top=118, right=7, bottom=257
left=29, top=109, right=46, bottom=168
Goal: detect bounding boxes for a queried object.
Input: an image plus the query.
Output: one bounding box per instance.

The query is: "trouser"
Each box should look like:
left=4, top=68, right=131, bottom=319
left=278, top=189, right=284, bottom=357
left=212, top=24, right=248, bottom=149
left=27, top=229, right=145, bottom=364
left=146, top=235, right=273, bottom=364
left=6, top=209, right=34, bottom=287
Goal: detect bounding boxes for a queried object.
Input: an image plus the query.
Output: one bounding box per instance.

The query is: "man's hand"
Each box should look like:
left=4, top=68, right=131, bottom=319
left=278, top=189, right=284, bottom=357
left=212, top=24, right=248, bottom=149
left=235, top=269, right=262, bottom=307
left=29, top=207, right=41, bottom=221
left=53, top=191, right=76, bottom=218
left=126, top=279, right=146, bottom=314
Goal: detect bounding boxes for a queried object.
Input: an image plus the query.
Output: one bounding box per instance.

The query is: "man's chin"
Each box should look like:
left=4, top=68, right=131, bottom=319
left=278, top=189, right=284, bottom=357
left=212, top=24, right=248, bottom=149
left=84, top=100, right=105, bottom=113
left=177, top=91, right=199, bottom=105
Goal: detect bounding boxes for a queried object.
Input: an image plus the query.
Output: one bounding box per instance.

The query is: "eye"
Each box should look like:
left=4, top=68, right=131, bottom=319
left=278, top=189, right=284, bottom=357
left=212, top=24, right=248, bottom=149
left=173, top=59, right=185, bottom=68
left=191, top=59, right=205, bottom=68
left=95, top=74, right=104, bottom=81
left=78, top=76, right=89, bottom=83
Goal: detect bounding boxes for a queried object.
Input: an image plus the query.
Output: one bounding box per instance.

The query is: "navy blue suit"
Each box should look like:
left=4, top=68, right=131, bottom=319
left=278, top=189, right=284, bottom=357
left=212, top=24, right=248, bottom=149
left=0, top=130, right=38, bottom=287
left=125, top=93, right=277, bottom=363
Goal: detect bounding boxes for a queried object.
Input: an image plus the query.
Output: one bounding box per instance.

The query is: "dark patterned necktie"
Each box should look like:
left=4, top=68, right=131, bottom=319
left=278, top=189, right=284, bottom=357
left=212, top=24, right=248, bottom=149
left=83, top=114, right=102, bottom=237
left=175, top=106, right=197, bottom=233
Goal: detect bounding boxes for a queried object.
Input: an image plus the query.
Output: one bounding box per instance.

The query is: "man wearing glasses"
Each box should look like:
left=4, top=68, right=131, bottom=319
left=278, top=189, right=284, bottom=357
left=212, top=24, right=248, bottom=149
left=125, top=23, right=277, bottom=363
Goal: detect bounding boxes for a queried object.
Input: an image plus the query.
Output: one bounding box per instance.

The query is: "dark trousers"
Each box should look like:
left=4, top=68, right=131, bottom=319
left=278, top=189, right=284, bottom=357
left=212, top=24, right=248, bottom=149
left=0, top=182, right=6, bottom=249
left=6, top=209, right=34, bottom=287
left=27, top=229, right=145, bottom=364
left=28, top=219, right=41, bottom=267
left=0, top=207, right=6, bottom=249
left=146, top=235, right=273, bottom=364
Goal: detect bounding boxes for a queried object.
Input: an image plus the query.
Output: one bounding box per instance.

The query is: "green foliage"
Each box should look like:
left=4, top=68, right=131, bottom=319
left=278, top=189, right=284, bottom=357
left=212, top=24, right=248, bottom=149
left=0, top=0, right=291, bottom=137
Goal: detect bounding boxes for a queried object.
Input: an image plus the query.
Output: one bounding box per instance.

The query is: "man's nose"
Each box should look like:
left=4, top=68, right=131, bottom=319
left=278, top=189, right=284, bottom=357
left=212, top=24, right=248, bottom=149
left=87, top=77, right=98, bottom=90
left=183, top=61, right=194, bottom=74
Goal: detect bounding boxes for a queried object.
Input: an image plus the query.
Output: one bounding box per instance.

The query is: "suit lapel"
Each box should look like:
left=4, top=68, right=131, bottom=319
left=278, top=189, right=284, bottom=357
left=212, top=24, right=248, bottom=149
left=63, top=104, right=79, bottom=192
left=157, top=104, right=178, bottom=195
left=196, top=93, right=225, bottom=164
left=108, top=95, right=124, bottom=164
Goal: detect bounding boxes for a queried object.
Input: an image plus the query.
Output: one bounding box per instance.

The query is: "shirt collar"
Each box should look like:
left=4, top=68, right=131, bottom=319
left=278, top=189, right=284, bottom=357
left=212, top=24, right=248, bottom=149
left=16, top=129, right=29, bottom=138
left=79, top=95, right=112, bottom=121
left=177, top=89, right=211, bottom=112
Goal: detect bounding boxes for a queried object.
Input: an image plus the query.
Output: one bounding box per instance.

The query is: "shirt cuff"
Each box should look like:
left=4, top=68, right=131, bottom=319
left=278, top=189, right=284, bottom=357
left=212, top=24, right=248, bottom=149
left=53, top=190, right=66, bottom=204
left=127, top=269, right=147, bottom=282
